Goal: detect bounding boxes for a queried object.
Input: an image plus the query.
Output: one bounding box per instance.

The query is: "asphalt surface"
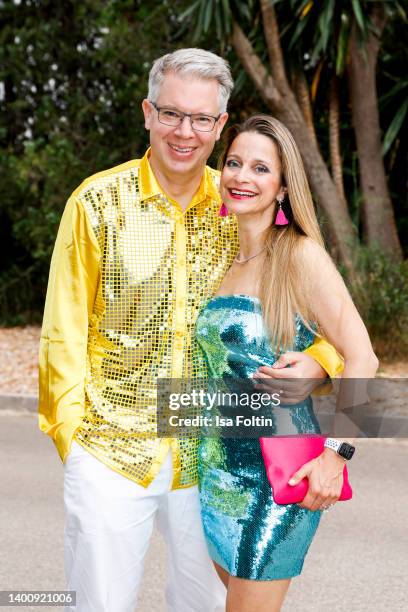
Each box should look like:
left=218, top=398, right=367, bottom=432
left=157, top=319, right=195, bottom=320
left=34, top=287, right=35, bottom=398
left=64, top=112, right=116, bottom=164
left=0, top=412, right=407, bottom=612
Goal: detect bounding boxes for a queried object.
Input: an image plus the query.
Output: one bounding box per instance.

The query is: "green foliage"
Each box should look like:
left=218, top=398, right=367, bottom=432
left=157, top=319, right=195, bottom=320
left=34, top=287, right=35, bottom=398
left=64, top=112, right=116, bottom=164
left=378, top=6, right=408, bottom=157
left=281, top=0, right=361, bottom=71
left=382, top=96, right=408, bottom=156
left=350, top=249, right=408, bottom=358
left=179, top=0, right=256, bottom=43
left=0, top=0, right=189, bottom=324
left=378, top=10, right=408, bottom=248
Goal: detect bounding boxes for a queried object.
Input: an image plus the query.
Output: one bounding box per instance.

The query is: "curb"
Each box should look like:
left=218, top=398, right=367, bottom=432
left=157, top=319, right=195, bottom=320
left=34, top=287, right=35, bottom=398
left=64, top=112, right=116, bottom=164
left=0, top=393, right=37, bottom=413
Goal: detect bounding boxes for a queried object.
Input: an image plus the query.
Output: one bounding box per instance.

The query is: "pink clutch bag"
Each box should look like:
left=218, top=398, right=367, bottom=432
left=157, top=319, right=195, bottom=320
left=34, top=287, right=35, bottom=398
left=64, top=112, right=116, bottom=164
left=259, top=436, right=353, bottom=505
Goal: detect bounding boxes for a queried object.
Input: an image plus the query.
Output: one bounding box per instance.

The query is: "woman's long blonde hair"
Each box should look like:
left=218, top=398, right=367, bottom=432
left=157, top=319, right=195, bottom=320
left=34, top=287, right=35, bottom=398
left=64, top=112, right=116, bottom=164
left=219, top=114, right=325, bottom=350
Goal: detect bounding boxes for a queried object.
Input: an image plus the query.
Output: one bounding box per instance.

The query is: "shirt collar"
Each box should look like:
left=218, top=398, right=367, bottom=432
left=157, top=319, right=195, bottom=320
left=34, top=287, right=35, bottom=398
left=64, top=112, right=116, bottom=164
left=139, top=148, right=221, bottom=208
left=139, top=148, right=162, bottom=201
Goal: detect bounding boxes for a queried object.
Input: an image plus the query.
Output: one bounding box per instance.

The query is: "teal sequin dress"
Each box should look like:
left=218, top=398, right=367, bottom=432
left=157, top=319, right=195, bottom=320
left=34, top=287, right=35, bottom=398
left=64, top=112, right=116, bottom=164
left=195, top=295, right=322, bottom=581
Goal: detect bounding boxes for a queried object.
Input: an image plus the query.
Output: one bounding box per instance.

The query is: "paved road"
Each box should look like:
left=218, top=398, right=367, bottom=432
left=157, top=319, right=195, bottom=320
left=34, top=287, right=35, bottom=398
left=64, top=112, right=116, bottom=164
left=0, top=413, right=407, bottom=612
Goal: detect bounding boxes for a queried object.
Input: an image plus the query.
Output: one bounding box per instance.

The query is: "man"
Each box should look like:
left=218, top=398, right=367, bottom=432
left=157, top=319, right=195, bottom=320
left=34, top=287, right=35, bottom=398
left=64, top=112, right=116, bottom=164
left=38, top=48, right=343, bottom=612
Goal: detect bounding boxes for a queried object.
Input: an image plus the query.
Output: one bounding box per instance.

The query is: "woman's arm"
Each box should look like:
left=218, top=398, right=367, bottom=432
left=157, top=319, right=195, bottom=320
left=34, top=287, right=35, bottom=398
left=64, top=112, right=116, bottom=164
left=289, top=238, right=378, bottom=511
left=301, top=239, right=378, bottom=378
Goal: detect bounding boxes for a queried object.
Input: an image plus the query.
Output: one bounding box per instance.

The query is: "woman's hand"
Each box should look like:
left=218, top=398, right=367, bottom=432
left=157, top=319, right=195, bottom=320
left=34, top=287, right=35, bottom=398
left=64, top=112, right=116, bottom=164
left=288, top=448, right=345, bottom=511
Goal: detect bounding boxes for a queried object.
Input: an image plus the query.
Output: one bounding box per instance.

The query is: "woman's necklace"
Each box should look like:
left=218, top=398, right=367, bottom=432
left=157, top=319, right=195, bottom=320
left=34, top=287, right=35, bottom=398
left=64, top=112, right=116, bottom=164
left=234, top=247, right=266, bottom=264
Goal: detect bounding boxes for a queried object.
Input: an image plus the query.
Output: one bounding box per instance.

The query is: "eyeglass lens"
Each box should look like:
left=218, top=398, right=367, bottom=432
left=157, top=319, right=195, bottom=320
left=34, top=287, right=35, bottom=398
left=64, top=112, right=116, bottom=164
left=158, top=108, right=216, bottom=132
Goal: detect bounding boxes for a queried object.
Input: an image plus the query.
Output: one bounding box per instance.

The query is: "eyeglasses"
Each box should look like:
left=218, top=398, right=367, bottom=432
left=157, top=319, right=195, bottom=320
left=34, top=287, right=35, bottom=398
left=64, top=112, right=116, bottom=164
left=149, top=101, right=221, bottom=132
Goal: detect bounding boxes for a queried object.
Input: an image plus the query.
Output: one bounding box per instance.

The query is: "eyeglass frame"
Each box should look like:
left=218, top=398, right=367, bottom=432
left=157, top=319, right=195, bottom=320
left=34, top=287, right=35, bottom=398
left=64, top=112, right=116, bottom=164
left=149, top=101, right=222, bottom=132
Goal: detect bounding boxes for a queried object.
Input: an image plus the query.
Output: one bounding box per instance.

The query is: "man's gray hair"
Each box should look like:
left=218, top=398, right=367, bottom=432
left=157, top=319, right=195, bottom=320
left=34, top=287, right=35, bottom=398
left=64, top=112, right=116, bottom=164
left=148, top=48, right=233, bottom=113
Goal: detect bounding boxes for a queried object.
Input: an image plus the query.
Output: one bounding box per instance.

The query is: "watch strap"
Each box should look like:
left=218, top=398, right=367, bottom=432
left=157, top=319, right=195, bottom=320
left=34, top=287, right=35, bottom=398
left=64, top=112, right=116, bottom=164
left=324, top=438, right=355, bottom=461
left=324, top=438, right=342, bottom=453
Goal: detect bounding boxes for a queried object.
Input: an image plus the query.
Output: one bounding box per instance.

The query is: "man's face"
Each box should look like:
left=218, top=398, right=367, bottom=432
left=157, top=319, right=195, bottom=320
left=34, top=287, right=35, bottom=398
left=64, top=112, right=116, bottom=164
left=142, top=72, right=228, bottom=179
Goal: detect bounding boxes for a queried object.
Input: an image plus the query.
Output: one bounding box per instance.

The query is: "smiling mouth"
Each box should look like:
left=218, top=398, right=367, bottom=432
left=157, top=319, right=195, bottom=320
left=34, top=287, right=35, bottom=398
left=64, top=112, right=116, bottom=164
left=228, top=188, right=258, bottom=199
left=168, top=143, right=196, bottom=154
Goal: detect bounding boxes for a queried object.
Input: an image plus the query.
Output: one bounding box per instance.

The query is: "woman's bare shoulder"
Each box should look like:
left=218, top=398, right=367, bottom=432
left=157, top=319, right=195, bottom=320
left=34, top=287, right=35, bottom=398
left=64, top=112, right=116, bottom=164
left=296, top=237, right=335, bottom=272
left=298, top=236, right=328, bottom=258
left=296, top=237, right=347, bottom=301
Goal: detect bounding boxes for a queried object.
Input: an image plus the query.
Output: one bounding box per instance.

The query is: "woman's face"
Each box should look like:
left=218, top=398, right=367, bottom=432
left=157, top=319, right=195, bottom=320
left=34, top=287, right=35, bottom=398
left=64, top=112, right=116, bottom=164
left=220, top=131, right=286, bottom=219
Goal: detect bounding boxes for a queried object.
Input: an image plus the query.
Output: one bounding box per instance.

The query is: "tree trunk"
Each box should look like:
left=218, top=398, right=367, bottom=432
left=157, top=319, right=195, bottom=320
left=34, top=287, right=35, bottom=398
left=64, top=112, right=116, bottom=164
left=293, top=69, right=318, bottom=149
left=348, top=5, right=402, bottom=258
left=276, top=103, right=355, bottom=269
left=329, top=76, right=346, bottom=204
left=232, top=18, right=357, bottom=277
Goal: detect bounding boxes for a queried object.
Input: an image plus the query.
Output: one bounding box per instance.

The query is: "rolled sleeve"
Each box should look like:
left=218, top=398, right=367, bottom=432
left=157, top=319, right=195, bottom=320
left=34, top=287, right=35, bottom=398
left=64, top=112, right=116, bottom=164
left=304, top=336, right=344, bottom=379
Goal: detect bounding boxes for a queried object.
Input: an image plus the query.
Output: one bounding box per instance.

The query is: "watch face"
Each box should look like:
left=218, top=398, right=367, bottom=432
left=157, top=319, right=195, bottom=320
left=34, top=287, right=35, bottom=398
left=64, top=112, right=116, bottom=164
left=339, top=443, right=355, bottom=460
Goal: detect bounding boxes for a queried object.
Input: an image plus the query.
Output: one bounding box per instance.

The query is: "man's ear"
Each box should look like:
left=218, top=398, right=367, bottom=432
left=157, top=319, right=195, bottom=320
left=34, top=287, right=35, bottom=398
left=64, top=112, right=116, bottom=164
left=215, top=112, right=229, bottom=141
left=142, top=99, right=153, bottom=130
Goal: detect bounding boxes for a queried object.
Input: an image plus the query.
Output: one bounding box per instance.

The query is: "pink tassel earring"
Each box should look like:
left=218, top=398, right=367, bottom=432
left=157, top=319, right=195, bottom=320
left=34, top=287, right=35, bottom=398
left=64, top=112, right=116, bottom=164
left=219, top=202, right=229, bottom=217
left=275, top=197, right=289, bottom=226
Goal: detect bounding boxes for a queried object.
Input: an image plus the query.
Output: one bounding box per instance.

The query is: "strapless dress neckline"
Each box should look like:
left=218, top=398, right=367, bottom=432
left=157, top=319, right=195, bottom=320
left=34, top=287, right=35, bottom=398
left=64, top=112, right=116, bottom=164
left=209, top=294, right=260, bottom=303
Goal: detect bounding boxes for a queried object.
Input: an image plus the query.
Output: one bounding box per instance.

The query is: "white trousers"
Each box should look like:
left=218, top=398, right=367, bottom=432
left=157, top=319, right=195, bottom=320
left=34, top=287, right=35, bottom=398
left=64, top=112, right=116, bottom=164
left=64, top=442, right=226, bottom=612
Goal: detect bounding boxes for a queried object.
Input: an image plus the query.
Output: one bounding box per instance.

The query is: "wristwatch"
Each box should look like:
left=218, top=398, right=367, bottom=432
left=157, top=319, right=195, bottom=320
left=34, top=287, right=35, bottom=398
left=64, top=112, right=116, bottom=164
left=324, top=438, right=355, bottom=461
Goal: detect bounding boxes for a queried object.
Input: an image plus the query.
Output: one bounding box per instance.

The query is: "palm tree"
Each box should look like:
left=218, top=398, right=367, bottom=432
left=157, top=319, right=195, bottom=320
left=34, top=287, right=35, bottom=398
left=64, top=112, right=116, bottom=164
left=179, top=0, right=404, bottom=262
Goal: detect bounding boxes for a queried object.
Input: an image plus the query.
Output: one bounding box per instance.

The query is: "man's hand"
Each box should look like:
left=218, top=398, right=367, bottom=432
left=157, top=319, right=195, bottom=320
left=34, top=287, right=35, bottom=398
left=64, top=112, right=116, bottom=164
left=253, top=351, right=327, bottom=404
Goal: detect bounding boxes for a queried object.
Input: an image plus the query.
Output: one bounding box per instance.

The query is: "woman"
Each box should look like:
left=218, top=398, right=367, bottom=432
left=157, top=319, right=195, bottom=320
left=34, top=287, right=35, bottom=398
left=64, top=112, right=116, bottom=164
left=195, top=115, right=378, bottom=612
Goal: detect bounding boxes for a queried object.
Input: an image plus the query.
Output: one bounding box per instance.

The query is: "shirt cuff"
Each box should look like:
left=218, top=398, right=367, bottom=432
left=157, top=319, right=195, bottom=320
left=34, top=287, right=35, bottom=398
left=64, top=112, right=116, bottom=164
left=304, top=342, right=344, bottom=379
